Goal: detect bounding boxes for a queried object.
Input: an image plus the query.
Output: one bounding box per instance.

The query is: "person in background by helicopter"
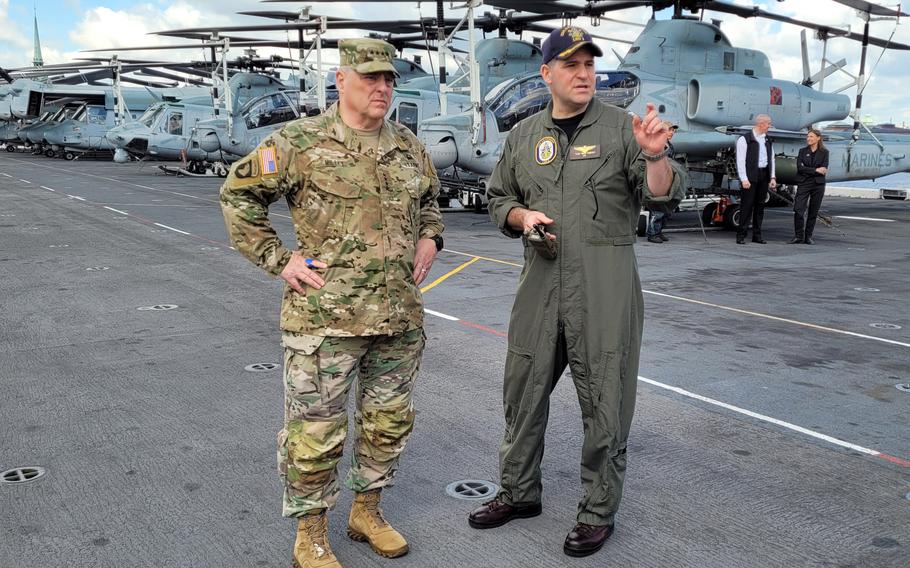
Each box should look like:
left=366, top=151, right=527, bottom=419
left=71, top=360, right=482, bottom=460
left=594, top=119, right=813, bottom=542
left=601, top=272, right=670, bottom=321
left=734, top=114, right=776, bottom=244
left=790, top=128, right=829, bottom=245
left=646, top=121, right=679, bottom=244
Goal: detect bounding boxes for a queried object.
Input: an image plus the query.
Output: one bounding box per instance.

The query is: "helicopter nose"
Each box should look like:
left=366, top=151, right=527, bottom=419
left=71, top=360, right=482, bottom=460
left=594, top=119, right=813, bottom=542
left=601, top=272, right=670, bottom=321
left=421, top=132, right=458, bottom=171
left=43, top=127, right=65, bottom=146
left=106, top=122, right=141, bottom=147
left=196, top=129, right=221, bottom=153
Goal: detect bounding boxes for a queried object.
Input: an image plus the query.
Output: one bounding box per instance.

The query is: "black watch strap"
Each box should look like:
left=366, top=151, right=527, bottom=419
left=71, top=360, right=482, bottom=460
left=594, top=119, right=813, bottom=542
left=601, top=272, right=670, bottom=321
left=431, top=234, right=444, bottom=251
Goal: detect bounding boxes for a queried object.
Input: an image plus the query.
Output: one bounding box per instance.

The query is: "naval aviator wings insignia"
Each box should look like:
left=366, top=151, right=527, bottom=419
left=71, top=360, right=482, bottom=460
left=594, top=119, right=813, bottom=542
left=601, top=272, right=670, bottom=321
left=569, top=144, right=600, bottom=160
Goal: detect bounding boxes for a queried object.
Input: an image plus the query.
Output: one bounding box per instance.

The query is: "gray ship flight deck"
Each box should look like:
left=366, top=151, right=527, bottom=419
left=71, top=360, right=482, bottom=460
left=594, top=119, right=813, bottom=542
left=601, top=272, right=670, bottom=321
left=1, top=153, right=908, bottom=568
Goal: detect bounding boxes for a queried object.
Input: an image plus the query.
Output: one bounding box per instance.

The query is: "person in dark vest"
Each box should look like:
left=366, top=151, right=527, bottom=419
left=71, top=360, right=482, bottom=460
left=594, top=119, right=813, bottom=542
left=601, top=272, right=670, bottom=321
left=734, top=114, right=776, bottom=244
left=790, top=128, right=829, bottom=244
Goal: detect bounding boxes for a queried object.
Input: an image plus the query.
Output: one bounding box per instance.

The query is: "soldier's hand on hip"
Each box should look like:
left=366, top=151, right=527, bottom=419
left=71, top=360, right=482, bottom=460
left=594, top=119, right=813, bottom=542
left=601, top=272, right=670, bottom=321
left=630, top=102, right=668, bottom=155
left=281, top=252, right=327, bottom=294
left=413, top=238, right=437, bottom=286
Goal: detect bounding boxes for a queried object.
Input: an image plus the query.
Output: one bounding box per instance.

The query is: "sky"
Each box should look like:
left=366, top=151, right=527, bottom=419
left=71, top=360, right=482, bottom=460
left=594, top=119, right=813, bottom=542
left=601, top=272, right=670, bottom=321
left=2, top=0, right=909, bottom=126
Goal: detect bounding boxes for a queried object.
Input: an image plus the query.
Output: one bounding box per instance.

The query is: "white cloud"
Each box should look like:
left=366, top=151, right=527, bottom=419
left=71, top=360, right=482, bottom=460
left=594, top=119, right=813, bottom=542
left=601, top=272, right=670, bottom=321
left=0, top=0, right=32, bottom=68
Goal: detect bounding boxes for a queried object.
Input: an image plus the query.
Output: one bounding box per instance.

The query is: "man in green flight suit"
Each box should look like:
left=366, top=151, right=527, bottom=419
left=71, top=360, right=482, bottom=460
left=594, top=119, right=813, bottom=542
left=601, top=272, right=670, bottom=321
left=221, top=38, right=444, bottom=568
left=468, top=26, right=685, bottom=557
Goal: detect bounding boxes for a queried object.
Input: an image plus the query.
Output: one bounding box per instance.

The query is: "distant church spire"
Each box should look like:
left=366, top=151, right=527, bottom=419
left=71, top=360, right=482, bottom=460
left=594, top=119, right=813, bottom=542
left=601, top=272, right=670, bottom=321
left=33, top=4, right=44, bottom=68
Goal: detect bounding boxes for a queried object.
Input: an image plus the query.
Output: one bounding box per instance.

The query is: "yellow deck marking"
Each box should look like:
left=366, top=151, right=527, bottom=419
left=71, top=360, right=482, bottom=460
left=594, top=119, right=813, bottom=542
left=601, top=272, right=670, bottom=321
left=443, top=247, right=522, bottom=268
left=421, top=256, right=480, bottom=294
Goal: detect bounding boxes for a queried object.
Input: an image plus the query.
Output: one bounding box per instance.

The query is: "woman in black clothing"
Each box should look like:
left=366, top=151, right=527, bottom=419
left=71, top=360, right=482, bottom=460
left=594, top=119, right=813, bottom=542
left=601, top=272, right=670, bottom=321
left=791, top=128, right=829, bottom=244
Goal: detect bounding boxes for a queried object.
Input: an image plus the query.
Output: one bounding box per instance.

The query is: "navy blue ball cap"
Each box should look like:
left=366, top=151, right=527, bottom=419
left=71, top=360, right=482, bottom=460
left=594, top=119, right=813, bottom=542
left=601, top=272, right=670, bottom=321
left=542, top=26, right=604, bottom=64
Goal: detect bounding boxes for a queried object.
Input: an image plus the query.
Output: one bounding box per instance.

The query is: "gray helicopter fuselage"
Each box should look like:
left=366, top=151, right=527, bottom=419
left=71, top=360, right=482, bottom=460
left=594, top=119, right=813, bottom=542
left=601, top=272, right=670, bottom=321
left=418, top=18, right=868, bottom=190
left=193, top=80, right=472, bottom=162
left=108, top=74, right=289, bottom=163
left=43, top=104, right=144, bottom=152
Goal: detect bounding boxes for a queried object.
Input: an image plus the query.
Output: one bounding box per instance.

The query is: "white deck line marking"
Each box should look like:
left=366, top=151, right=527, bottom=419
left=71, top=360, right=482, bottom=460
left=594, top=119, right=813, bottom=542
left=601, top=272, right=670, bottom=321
left=425, top=309, right=460, bottom=321
left=154, top=222, right=191, bottom=235
left=39, top=186, right=55, bottom=192
left=442, top=249, right=910, bottom=349
left=644, top=290, right=910, bottom=348
left=833, top=215, right=895, bottom=222
left=104, top=206, right=128, bottom=215
left=638, top=376, right=879, bottom=456
left=18, top=179, right=31, bottom=184
left=1, top=172, right=12, bottom=177
left=68, top=195, right=86, bottom=201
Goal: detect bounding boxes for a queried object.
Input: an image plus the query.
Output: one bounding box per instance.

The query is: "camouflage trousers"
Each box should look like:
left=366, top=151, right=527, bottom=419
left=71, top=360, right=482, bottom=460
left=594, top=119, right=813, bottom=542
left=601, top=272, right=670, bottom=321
left=278, top=328, right=425, bottom=517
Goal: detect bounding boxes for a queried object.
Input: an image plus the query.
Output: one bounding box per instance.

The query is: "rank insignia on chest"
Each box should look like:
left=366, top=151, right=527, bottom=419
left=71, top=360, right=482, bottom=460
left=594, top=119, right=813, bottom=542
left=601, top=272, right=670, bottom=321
left=258, top=147, right=278, bottom=177
left=535, top=136, right=557, bottom=165
left=569, top=144, right=600, bottom=160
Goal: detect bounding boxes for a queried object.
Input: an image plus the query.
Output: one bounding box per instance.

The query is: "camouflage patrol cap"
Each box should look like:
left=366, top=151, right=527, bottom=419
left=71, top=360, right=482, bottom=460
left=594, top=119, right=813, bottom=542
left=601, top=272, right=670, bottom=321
left=339, top=38, right=400, bottom=77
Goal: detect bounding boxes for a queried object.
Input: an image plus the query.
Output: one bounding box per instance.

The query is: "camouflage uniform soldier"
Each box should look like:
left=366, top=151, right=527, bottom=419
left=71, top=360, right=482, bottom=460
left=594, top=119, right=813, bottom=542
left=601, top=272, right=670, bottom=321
left=221, top=38, right=444, bottom=568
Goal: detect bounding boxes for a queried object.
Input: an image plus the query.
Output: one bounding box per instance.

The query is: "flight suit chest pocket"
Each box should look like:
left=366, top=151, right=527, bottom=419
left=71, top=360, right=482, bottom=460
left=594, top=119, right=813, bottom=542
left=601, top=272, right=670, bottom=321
left=514, top=162, right=546, bottom=212
left=299, top=169, right=363, bottom=237
left=582, top=151, right=633, bottom=243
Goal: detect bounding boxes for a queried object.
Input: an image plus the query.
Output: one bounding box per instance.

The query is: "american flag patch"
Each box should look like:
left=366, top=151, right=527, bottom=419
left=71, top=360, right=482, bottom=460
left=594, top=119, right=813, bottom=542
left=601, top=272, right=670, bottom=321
left=258, top=147, right=278, bottom=176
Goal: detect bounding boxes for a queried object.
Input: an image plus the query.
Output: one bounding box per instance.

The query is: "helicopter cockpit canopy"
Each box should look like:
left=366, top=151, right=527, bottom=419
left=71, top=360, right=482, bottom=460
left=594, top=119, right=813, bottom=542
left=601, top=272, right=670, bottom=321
left=241, top=91, right=299, bottom=130
left=595, top=72, right=640, bottom=109
left=488, top=71, right=641, bottom=132
left=73, top=105, right=106, bottom=125
left=138, top=104, right=166, bottom=128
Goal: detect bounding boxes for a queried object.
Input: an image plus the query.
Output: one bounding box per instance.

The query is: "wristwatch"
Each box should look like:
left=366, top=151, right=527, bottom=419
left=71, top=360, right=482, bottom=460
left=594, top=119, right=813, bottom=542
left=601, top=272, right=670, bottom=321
left=431, top=234, right=444, bottom=252
left=640, top=146, right=668, bottom=162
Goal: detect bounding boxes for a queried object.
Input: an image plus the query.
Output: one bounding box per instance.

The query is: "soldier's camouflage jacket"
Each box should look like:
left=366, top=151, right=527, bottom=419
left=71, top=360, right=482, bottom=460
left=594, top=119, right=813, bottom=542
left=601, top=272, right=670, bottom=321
left=220, top=104, right=444, bottom=336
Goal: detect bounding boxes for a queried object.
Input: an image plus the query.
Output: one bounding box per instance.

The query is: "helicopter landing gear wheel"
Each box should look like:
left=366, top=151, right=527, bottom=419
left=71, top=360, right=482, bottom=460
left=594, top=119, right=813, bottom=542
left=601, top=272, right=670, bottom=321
left=212, top=162, right=228, bottom=178
left=64, top=151, right=75, bottom=161
left=701, top=202, right=718, bottom=226
left=44, top=148, right=55, bottom=158
left=5, top=145, right=15, bottom=152
left=723, top=204, right=742, bottom=231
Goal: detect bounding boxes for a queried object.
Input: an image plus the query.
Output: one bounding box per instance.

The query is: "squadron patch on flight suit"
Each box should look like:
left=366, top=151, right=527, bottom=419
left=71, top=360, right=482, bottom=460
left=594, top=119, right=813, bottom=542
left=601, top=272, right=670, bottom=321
left=258, top=146, right=279, bottom=177
left=569, top=144, right=601, bottom=160
left=535, top=136, right=557, bottom=165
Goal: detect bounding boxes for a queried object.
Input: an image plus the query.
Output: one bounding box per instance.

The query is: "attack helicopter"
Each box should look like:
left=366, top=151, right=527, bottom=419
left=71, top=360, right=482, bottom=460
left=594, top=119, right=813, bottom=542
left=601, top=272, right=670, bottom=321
left=414, top=0, right=910, bottom=223
left=151, top=1, right=605, bottom=183
left=104, top=71, right=294, bottom=172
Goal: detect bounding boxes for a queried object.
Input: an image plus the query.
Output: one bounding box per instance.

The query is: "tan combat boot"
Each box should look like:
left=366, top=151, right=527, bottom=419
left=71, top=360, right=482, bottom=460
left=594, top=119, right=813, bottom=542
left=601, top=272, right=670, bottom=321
left=347, top=489, right=409, bottom=558
left=293, top=511, right=342, bottom=568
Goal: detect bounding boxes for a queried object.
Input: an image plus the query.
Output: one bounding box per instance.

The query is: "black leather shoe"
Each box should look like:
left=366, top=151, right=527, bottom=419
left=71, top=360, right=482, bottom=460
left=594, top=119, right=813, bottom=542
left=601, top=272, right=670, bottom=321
left=658, top=233, right=669, bottom=242
left=788, top=237, right=803, bottom=244
left=564, top=522, right=614, bottom=557
left=468, top=497, right=542, bottom=529
left=752, top=238, right=767, bottom=244
left=736, top=236, right=745, bottom=244
left=804, top=237, right=815, bottom=245
left=646, top=235, right=663, bottom=244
